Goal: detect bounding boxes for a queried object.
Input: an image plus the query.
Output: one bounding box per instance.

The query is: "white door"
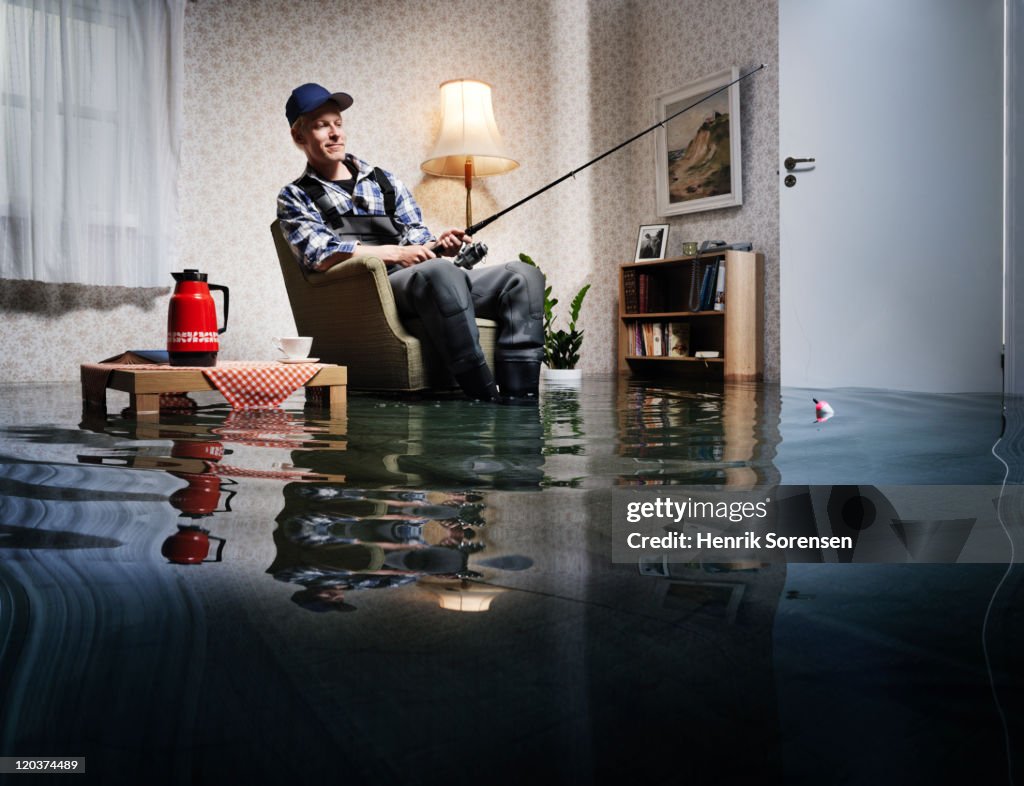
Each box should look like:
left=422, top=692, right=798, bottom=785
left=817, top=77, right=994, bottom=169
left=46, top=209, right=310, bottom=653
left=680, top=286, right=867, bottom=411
left=779, top=0, right=1004, bottom=393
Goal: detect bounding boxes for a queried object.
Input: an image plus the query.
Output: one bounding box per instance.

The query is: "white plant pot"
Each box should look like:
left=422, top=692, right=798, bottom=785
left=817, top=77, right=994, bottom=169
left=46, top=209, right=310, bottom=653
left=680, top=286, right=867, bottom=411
left=542, top=367, right=582, bottom=386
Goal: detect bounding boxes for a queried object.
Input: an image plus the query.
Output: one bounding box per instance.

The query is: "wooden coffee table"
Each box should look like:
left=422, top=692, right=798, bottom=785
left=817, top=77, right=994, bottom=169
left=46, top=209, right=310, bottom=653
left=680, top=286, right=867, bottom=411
left=81, top=363, right=347, bottom=421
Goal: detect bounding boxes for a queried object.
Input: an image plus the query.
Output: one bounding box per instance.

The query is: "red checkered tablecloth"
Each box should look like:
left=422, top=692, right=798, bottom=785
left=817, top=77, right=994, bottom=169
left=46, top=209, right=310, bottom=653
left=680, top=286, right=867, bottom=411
left=203, top=361, right=325, bottom=409
left=81, top=359, right=331, bottom=412
left=210, top=464, right=333, bottom=480
left=212, top=407, right=327, bottom=447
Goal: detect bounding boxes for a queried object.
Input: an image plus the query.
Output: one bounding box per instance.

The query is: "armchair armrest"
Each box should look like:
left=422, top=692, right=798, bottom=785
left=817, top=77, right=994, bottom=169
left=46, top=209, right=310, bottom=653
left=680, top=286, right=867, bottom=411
left=305, top=255, right=387, bottom=284
left=299, top=255, right=414, bottom=344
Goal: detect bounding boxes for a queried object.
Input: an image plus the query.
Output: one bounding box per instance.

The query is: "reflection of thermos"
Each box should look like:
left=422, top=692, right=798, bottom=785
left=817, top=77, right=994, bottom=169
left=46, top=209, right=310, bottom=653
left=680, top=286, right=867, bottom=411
left=168, top=474, right=235, bottom=519
left=171, top=440, right=225, bottom=463
left=161, top=524, right=226, bottom=565
left=168, top=441, right=236, bottom=519
left=167, top=269, right=229, bottom=367
left=163, top=440, right=232, bottom=564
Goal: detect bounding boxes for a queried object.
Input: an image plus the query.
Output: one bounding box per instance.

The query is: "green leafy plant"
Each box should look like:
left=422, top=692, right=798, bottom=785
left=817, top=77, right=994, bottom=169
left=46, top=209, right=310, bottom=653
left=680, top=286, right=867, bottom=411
left=520, top=253, right=591, bottom=370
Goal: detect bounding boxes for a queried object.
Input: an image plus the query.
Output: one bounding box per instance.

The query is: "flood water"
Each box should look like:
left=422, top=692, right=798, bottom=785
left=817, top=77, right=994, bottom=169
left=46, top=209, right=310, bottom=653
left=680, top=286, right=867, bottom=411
left=0, top=377, right=1020, bottom=785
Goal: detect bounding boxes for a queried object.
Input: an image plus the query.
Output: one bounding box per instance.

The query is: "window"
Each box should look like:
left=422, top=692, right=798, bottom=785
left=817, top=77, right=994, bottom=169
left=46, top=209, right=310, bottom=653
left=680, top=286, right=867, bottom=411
left=1, top=0, right=185, bottom=287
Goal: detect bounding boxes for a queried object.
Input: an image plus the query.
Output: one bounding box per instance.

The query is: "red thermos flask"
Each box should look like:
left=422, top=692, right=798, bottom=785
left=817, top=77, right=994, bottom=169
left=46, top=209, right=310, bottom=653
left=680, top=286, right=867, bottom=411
left=167, top=269, right=230, bottom=367
left=161, top=524, right=227, bottom=565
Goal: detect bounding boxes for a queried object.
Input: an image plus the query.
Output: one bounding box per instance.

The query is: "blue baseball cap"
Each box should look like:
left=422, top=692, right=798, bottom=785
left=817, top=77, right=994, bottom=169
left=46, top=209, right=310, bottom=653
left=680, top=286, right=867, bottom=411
left=286, top=83, right=354, bottom=126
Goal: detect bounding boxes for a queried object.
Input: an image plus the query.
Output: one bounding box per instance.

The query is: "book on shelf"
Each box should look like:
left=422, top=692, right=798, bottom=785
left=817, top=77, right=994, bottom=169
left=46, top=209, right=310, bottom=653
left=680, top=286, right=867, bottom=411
left=699, top=260, right=720, bottom=311
left=651, top=322, right=663, bottom=356
left=638, top=273, right=649, bottom=312
left=668, top=322, right=690, bottom=357
left=628, top=323, right=639, bottom=354
left=641, top=322, right=655, bottom=355
left=713, top=262, right=726, bottom=311
left=623, top=269, right=639, bottom=313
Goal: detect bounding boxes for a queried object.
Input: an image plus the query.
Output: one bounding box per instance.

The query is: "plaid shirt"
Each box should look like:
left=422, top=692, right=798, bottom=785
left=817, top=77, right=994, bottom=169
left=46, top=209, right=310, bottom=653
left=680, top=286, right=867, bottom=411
left=277, top=154, right=434, bottom=271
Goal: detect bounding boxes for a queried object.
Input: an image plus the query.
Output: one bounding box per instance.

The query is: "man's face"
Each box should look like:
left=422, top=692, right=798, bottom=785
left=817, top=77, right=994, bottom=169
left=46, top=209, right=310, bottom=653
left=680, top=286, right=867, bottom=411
left=292, top=103, right=346, bottom=170
left=314, top=586, right=348, bottom=604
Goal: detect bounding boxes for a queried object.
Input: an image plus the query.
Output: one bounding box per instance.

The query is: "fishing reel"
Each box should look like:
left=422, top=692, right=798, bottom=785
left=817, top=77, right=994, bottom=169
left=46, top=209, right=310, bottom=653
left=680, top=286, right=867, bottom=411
left=452, top=242, right=488, bottom=269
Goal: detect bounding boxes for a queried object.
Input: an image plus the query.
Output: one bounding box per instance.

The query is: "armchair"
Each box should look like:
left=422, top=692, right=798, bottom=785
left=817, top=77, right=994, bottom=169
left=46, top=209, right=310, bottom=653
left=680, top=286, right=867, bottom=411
left=272, top=222, right=496, bottom=391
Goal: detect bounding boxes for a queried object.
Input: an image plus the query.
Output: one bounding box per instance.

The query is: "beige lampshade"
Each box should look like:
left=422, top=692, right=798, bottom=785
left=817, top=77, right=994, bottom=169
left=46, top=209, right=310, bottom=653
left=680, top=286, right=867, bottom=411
left=422, top=581, right=507, bottom=612
left=421, top=79, right=518, bottom=178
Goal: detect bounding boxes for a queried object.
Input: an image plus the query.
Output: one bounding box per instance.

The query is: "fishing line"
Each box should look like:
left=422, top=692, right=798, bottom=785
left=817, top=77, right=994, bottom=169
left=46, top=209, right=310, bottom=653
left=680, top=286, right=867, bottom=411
left=983, top=421, right=1017, bottom=786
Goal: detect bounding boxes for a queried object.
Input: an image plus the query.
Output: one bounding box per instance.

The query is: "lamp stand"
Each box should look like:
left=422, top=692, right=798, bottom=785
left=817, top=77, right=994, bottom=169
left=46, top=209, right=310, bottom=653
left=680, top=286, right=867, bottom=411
left=464, top=157, right=474, bottom=229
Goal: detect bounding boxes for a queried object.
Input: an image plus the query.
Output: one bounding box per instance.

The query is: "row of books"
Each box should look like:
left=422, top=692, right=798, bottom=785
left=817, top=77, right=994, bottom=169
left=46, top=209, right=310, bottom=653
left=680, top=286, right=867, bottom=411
left=622, top=260, right=726, bottom=313
left=627, top=321, right=690, bottom=357
left=623, top=270, right=671, bottom=313
left=698, top=259, right=726, bottom=313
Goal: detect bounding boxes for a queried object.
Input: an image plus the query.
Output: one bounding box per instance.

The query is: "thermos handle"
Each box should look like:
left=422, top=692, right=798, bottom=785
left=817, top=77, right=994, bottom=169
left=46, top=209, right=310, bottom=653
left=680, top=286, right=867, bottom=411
left=208, top=284, right=230, bottom=335
left=206, top=535, right=227, bottom=563
left=218, top=488, right=237, bottom=513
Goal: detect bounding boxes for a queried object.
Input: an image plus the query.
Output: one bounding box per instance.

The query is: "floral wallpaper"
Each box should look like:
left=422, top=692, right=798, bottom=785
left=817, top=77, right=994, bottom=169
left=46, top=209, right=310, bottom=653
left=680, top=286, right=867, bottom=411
left=0, top=0, right=778, bottom=383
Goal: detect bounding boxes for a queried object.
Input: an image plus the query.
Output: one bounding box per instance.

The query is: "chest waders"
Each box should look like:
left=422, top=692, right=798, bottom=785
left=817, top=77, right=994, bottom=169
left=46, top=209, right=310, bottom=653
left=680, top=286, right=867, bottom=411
left=296, top=167, right=405, bottom=245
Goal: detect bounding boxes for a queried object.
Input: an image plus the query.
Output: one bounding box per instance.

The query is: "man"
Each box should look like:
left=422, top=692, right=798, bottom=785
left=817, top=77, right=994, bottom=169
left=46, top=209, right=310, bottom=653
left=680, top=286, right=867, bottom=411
left=277, top=83, right=545, bottom=401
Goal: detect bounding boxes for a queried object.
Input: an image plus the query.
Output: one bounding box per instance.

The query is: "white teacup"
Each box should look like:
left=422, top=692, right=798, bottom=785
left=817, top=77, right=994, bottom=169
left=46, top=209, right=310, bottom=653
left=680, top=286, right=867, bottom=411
left=275, top=336, right=313, bottom=359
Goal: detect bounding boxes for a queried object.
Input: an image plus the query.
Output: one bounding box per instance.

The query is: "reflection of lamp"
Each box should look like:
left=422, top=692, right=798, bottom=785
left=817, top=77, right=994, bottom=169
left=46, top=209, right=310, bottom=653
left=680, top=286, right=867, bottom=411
left=421, top=79, right=518, bottom=228
left=423, top=579, right=507, bottom=612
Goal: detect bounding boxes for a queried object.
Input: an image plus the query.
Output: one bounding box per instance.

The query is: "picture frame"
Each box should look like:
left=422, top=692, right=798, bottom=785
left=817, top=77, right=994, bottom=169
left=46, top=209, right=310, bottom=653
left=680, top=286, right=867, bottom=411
left=634, top=223, right=669, bottom=262
left=660, top=580, right=746, bottom=624
left=654, top=66, right=743, bottom=217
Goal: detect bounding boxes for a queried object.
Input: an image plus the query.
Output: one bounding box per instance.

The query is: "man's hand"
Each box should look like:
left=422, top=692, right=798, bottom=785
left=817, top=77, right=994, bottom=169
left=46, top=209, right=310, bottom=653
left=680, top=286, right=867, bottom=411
left=433, top=229, right=471, bottom=258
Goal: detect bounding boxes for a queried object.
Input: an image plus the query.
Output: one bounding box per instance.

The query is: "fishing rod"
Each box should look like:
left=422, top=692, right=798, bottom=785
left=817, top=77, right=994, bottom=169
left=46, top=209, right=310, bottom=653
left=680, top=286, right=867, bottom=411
left=445, top=63, right=766, bottom=268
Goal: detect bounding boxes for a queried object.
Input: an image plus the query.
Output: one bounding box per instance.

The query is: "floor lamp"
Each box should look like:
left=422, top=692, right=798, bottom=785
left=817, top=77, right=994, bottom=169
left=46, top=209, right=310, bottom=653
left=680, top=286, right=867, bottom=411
left=421, top=79, right=518, bottom=229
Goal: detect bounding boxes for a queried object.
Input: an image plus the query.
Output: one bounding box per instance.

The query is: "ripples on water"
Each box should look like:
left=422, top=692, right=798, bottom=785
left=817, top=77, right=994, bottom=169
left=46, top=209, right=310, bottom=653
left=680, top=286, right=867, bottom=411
left=0, top=378, right=1019, bottom=785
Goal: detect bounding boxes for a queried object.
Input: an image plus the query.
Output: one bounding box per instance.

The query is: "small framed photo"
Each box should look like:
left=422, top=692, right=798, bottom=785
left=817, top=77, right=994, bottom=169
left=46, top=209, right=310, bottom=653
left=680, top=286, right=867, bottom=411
left=660, top=580, right=746, bottom=624
left=654, top=66, right=743, bottom=216
left=634, top=224, right=669, bottom=262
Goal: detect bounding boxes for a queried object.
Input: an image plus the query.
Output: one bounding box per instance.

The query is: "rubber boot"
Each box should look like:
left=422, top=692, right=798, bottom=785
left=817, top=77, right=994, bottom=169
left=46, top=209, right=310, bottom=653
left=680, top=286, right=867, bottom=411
left=382, top=546, right=465, bottom=574
left=496, top=360, right=541, bottom=400
left=455, top=362, right=502, bottom=402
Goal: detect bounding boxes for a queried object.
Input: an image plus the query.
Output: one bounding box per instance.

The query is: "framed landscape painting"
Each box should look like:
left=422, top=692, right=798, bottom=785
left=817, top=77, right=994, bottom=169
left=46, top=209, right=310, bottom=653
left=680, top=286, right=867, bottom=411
left=654, top=67, right=742, bottom=216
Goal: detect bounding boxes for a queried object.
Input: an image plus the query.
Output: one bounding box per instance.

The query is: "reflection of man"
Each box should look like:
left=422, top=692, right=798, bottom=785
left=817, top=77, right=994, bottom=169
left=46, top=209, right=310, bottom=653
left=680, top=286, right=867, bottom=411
left=290, top=576, right=417, bottom=614
left=294, top=398, right=545, bottom=489
left=267, top=514, right=466, bottom=613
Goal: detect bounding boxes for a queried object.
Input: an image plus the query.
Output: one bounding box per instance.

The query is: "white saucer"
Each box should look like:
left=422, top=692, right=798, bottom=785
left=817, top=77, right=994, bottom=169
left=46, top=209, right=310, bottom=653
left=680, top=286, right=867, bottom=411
left=277, top=357, right=319, bottom=364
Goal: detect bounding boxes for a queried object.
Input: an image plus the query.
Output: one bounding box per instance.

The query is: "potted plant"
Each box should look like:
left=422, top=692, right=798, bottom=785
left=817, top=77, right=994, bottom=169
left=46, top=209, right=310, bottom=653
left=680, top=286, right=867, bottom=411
left=520, top=253, right=590, bottom=382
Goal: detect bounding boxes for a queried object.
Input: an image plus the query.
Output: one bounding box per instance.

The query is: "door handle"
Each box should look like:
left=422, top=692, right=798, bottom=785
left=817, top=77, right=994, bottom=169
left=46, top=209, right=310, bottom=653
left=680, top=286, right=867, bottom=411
left=784, top=156, right=816, bottom=171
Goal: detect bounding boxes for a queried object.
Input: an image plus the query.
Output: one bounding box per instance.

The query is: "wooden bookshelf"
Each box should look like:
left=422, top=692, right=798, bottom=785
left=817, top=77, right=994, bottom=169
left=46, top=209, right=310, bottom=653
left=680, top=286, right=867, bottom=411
left=618, top=250, right=763, bottom=381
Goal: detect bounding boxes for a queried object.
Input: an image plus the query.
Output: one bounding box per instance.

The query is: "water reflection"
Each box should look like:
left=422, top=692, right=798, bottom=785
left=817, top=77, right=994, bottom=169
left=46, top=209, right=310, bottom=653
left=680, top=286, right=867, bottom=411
left=1, top=380, right=1015, bottom=784
left=295, top=395, right=547, bottom=489
left=2, top=381, right=789, bottom=591
left=616, top=380, right=780, bottom=487
left=268, top=482, right=528, bottom=613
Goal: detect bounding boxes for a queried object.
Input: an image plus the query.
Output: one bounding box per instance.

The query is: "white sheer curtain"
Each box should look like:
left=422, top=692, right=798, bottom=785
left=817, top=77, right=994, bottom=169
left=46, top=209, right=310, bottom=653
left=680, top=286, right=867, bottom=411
left=1, top=0, right=184, bottom=287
